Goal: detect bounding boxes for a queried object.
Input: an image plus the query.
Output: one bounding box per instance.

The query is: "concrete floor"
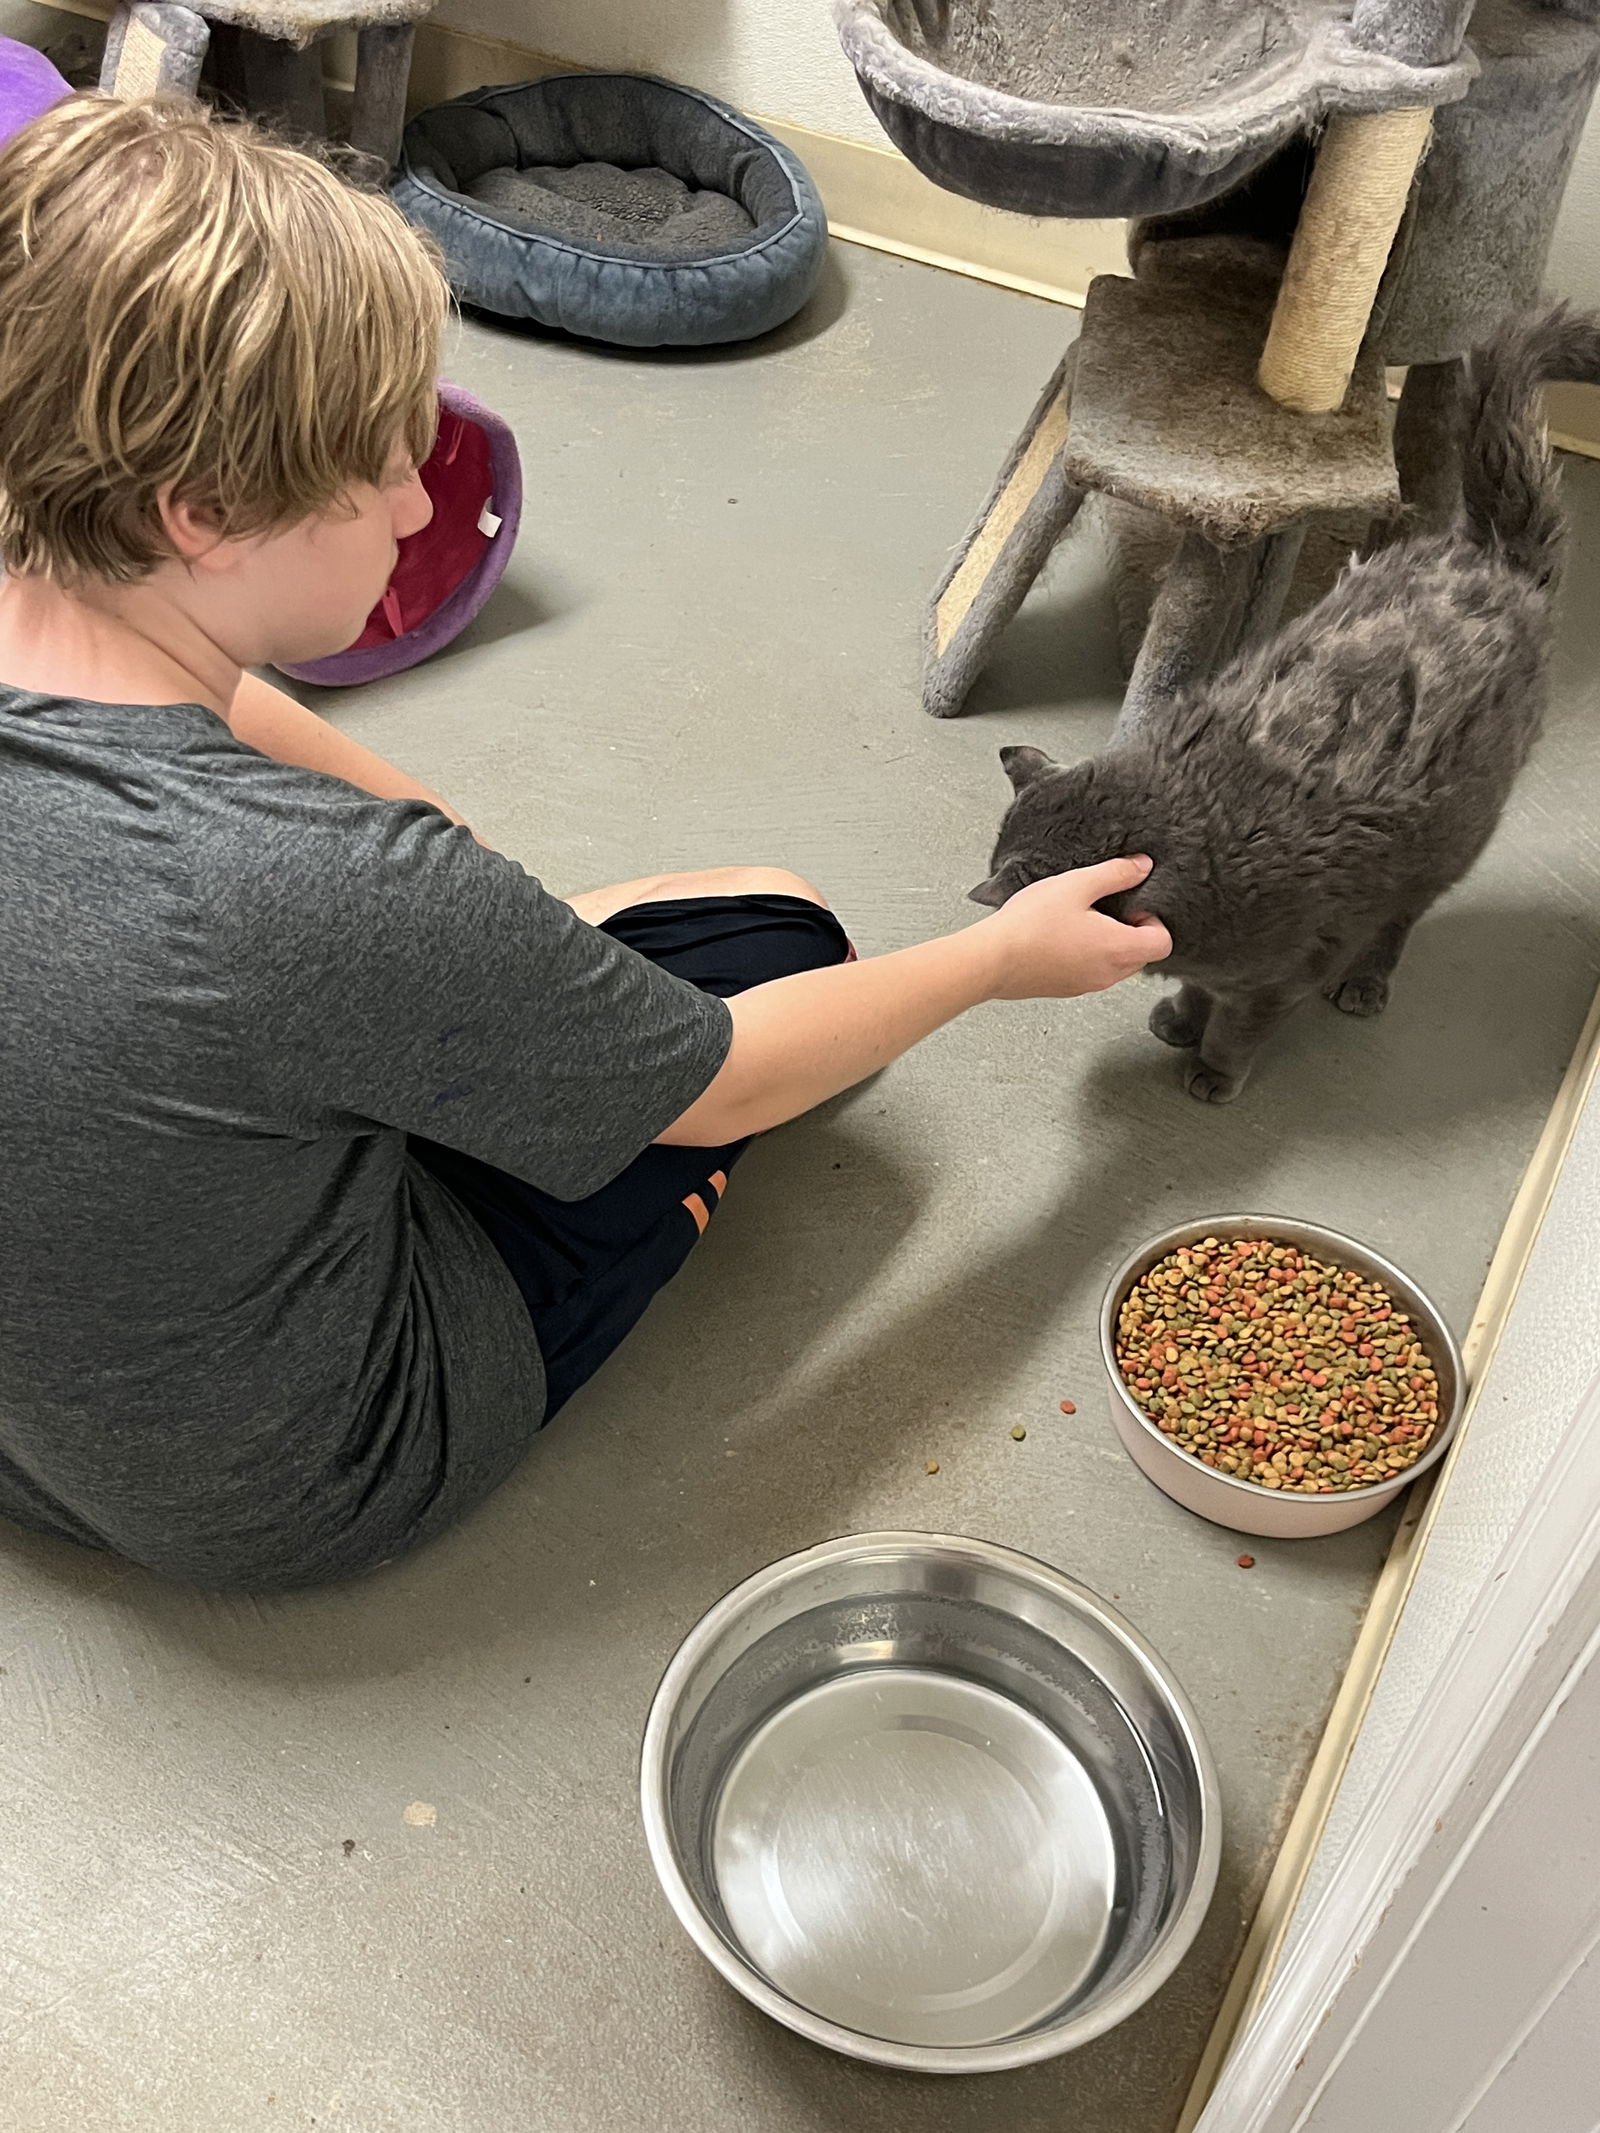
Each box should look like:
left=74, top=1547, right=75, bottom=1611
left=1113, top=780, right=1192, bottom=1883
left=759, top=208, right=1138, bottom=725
left=7, top=240, right=1600, bottom=2133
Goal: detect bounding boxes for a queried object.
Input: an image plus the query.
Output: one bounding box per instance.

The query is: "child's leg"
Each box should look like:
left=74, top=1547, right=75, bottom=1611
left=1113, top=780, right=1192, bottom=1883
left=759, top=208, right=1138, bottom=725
left=409, top=891, right=853, bottom=1419
left=563, top=863, right=828, bottom=927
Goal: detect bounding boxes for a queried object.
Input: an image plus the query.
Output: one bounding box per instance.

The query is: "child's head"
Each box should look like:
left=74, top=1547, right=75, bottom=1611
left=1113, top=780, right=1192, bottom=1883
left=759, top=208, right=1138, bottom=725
left=0, top=94, right=450, bottom=664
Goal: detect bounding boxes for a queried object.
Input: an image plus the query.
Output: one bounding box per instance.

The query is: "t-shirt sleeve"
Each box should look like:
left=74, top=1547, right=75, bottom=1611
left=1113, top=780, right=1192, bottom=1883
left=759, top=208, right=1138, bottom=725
left=221, top=784, right=732, bottom=1199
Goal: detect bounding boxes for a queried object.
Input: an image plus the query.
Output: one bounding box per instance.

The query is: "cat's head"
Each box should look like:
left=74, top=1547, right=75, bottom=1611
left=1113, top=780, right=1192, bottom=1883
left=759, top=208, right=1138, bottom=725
left=970, top=745, right=1161, bottom=921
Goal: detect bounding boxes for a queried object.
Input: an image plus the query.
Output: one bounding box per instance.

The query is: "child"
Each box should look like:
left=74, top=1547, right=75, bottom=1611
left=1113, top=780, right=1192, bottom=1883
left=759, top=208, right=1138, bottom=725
left=0, top=95, right=1169, bottom=1591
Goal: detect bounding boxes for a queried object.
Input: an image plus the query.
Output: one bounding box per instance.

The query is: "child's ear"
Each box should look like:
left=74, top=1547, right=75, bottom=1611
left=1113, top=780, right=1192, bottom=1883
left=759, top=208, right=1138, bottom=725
left=999, top=744, right=1054, bottom=793
left=156, top=484, right=229, bottom=567
left=968, top=859, right=1028, bottom=908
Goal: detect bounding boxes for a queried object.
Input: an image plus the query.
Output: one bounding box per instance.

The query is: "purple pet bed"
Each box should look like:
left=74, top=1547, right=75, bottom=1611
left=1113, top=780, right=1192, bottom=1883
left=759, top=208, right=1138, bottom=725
left=277, top=381, right=523, bottom=686
left=0, top=36, right=71, bottom=147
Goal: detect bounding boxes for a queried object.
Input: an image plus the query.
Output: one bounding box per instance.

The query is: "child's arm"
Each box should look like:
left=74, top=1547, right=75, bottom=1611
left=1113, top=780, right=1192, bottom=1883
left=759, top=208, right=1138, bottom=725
left=659, top=858, right=1171, bottom=1144
left=225, top=672, right=472, bottom=830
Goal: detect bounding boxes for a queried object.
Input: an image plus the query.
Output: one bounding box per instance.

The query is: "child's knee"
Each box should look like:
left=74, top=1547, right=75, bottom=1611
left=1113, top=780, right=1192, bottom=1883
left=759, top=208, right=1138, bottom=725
left=716, top=865, right=830, bottom=909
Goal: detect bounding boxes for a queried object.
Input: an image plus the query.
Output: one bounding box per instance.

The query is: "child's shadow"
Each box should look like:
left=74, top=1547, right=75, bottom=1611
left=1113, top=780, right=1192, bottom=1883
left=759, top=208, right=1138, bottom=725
left=96, top=1110, right=926, bottom=1682
left=25, top=894, right=1593, bottom=1686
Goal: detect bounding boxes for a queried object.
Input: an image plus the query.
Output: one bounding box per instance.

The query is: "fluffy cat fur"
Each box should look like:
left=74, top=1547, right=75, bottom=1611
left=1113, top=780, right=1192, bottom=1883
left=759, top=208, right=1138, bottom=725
left=972, top=300, right=1599, bottom=1102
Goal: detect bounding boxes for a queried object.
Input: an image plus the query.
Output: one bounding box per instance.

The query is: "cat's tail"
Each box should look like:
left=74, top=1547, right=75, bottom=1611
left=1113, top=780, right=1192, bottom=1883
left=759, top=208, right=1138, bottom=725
left=1457, top=300, right=1600, bottom=588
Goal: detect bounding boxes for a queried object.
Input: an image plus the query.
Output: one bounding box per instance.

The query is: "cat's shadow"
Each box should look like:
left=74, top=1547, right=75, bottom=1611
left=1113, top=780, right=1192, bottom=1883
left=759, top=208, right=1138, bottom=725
left=1255, top=892, right=1598, bottom=1114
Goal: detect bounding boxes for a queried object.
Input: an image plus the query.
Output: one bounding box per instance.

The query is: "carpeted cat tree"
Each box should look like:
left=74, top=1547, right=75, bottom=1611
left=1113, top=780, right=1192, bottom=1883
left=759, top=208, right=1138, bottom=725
left=835, top=1, right=1600, bottom=732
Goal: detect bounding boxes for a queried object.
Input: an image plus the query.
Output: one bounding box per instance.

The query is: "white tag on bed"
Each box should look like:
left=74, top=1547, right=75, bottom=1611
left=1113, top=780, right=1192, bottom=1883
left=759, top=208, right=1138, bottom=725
left=477, top=501, right=502, bottom=538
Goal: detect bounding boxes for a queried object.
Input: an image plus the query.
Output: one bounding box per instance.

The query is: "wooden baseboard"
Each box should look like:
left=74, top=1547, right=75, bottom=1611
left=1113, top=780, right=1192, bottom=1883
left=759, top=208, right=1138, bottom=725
left=1547, top=381, right=1600, bottom=459
left=758, top=119, right=1128, bottom=309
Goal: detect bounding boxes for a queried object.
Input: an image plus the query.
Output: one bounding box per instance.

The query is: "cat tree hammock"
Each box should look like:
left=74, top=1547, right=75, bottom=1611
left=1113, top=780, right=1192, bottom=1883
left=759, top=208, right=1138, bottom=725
left=835, top=0, right=1600, bottom=727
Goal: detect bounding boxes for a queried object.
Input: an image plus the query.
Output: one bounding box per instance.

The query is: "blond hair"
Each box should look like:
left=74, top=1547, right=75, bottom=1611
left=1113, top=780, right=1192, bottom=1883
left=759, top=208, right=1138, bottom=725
left=0, top=94, right=449, bottom=582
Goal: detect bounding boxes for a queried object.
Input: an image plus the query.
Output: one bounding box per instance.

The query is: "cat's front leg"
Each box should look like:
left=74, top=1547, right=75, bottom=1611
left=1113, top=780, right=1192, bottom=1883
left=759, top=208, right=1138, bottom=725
left=1184, top=984, right=1307, bottom=1104
left=1323, top=914, right=1418, bottom=1018
left=1149, top=982, right=1214, bottom=1049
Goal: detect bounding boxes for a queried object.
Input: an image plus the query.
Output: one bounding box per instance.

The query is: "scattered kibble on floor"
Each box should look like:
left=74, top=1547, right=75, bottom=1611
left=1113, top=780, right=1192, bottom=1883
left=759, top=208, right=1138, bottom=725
left=1010, top=1424, right=1027, bottom=1441
left=1236, top=1554, right=1256, bottom=1569
left=1114, top=1236, right=1441, bottom=1494
left=926, top=1460, right=940, bottom=1474
left=1059, top=1399, right=1077, bottom=1415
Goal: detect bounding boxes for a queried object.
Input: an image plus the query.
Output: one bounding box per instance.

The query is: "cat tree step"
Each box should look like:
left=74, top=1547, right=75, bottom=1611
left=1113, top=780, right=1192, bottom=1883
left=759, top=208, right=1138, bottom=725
left=1071, top=243, right=1400, bottom=738
left=1062, top=242, right=1398, bottom=546
left=921, top=237, right=1400, bottom=725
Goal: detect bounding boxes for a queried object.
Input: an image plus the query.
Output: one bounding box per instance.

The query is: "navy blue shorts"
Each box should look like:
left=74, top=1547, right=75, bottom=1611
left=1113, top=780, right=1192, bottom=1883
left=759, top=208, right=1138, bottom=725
left=410, top=892, right=852, bottom=1420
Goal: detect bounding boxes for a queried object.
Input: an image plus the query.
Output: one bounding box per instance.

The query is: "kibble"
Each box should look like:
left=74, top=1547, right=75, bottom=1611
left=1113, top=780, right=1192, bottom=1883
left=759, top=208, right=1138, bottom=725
left=1236, top=1554, right=1256, bottom=1569
left=926, top=1460, right=940, bottom=1474
left=1113, top=1237, right=1441, bottom=1495
left=1059, top=1399, right=1077, bottom=1415
left=1010, top=1424, right=1027, bottom=1441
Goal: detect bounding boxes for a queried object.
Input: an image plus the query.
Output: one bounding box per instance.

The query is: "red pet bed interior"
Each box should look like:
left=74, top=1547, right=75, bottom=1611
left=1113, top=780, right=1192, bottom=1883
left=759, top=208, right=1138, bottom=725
left=349, top=407, right=496, bottom=650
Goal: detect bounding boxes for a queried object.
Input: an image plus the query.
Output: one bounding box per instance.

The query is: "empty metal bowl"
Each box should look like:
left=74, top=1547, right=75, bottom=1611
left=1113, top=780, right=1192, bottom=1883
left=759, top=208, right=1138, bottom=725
left=1100, top=1214, right=1466, bottom=1539
left=639, top=1532, right=1220, bottom=2073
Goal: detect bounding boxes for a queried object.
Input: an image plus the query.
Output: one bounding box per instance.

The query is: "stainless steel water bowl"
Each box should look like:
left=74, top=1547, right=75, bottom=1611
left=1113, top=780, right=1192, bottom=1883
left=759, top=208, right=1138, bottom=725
left=1100, top=1215, right=1466, bottom=1539
left=640, top=1533, right=1221, bottom=2073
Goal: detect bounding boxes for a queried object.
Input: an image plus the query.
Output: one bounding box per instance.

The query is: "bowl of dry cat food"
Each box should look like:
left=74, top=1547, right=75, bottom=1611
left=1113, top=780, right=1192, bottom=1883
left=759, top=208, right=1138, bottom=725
left=1099, top=1216, right=1465, bottom=1538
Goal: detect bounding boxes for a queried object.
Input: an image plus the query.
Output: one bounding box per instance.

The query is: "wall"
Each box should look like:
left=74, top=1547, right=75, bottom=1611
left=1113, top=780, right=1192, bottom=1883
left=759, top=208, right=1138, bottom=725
left=429, top=0, right=888, bottom=146
left=1193, top=1360, right=1600, bottom=2133
left=1287, top=1016, right=1600, bottom=1928
left=1548, top=98, right=1600, bottom=308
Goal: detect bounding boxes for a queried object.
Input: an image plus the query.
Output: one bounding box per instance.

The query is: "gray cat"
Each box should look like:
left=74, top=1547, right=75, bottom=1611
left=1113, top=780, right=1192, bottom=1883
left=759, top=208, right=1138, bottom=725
left=971, top=301, right=1595, bottom=1102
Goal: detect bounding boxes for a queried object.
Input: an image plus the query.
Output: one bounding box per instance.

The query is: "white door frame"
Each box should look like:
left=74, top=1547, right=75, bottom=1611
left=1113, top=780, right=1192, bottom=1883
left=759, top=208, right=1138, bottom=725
left=1193, top=1370, right=1600, bottom=2133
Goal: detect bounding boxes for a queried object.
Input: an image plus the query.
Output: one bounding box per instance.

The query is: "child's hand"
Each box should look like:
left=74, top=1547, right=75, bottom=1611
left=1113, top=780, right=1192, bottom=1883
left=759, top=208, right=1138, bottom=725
left=664, top=856, right=1170, bottom=1146
left=978, top=857, right=1171, bottom=1000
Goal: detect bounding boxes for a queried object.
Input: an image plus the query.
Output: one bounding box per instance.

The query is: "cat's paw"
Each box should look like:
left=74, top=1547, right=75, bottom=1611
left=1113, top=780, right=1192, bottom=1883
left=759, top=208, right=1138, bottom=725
left=1325, top=974, right=1391, bottom=1018
left=1150, top=995, right=1204, bottom=1048
left=1185, top=1061, right=1245, bottom=1105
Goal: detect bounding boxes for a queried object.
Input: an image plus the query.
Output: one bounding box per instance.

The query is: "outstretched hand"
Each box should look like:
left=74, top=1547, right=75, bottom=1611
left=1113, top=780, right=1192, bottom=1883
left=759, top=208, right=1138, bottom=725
left=660, top=856, right=1172, bottom=1147
left=977, top=856, right=1171, bottom=1001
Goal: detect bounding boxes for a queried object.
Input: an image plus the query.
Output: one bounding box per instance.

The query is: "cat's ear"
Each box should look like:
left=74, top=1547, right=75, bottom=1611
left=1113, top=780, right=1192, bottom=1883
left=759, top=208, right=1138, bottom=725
left=999, top=744, right=1054, bottom=793
left=969, top=860, right=1028, bottom=908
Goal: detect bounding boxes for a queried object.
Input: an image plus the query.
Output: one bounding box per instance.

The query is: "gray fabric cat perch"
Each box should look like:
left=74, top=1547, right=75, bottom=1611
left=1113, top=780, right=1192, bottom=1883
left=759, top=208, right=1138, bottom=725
left=836, top=0, right=1477, bottom=219
left=837, top=1, right=1600, bottom=726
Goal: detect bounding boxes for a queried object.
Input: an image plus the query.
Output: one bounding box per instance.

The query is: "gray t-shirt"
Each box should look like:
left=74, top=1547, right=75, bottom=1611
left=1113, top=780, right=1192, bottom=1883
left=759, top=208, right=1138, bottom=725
left=0, top=690, right=731, bottom=1589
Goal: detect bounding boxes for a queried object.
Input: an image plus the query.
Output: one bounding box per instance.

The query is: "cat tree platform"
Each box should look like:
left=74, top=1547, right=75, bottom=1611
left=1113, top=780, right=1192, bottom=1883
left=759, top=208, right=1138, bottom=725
left=927, top=237, right=1399, bottom=730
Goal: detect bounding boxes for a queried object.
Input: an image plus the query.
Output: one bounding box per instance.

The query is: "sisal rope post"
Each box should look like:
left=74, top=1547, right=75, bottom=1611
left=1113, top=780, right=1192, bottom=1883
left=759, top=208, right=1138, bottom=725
left=1258, top=105, right=1434, bottom=416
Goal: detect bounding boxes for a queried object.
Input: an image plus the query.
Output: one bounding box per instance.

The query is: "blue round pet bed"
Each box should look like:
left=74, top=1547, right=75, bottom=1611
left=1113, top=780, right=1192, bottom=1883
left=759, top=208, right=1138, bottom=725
left=394, top=74, right=829, bottom=348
